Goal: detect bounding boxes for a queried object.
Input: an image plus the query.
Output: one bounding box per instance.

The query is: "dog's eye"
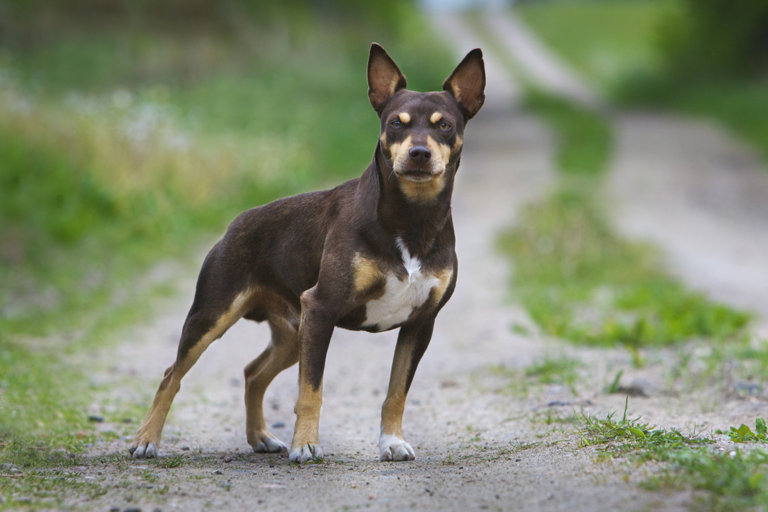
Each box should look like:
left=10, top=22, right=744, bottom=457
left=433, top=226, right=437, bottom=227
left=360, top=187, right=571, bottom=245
left=390, top=119, right=402, bottom=128
left=439, top=121, right=452, bottom=131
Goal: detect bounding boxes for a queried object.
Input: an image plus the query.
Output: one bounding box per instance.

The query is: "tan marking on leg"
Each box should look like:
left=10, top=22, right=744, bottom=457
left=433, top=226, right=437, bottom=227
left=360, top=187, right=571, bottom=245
left=430, top=267, right=454, bottom=306
left=133, top=289, right=255, bottom=452
left=352, top=253, right=383, bottom=293
left=244, top=317, right=298, bottom=451
left=291, top=380, right=323, bottom=451
left=381, top=393, right=406, bottom=438
left=429, top=111, right=442, bottom=124
left=398, top=111, right=411, bottom=124
left=381, top=338, right=415, bottom=437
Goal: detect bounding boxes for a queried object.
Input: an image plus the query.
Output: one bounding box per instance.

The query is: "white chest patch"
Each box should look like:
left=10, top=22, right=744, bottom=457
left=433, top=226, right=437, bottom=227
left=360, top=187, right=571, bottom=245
left=363, top=239, right=439, bottom=331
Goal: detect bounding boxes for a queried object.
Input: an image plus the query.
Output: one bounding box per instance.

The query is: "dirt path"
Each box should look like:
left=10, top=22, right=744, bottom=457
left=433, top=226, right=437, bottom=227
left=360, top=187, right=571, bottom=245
left=66, top=9, right=768, bottom=512
left=606, top=113, right=768, bottom=336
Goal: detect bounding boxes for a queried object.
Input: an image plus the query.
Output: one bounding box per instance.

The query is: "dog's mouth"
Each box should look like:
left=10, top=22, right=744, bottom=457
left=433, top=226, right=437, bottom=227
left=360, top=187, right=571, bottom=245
left=396, top=169, right=441, bottom=182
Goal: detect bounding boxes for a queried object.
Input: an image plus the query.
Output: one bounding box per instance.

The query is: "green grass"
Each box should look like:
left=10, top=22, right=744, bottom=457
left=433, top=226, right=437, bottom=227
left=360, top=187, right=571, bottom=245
left=516, top=0, right=768, bottom=164
left=618, top=79, right=768, bottom=163
left=718, top=418, right=768, bottom=444
left=578, top=403, right=768, bottom=511
left=497, top=185, right=749, bottom=348
left=515, top=0, right=671, bottom=92
left=523, top=90, right=612, bottom=176
left=525, top=356, right=583, bottom=391
left=578, top=399, right=711, bottom=461
left=467, top=2, right=750, bottom=348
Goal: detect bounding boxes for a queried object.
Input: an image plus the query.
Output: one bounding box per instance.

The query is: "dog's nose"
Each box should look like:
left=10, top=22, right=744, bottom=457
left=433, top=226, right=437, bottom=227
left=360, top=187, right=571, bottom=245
left=408, top=146, right=431, bottom=163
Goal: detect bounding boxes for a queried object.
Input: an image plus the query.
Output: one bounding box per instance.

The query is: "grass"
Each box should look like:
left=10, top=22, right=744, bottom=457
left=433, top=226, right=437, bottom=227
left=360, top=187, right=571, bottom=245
left=496, top=185, right=749, bottom=349
left=466, top=0, right=750, bottom=349
left=524, top=356, right=583, bottom=392
left=523, top=90, right=612, bottom=176
left=578, top=402, right=768, bottom=511
left=515, top=0, right=671, bottom=92
left=0, top=4, right=454, bottom=506
left=515, top=0, right=768, bottom=164
left=489, top=355, right=583, bottom=396
left=718, top=418, right=768, bottom=444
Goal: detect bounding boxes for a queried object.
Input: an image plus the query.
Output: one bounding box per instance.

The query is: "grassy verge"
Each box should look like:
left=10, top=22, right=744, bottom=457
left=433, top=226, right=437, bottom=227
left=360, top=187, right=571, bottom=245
left=0, top=4, right=454, bottom=505
left=465, top=7, right=749, bottom=350
left=497, top=185, right=749, bottom=350
left=515, top=0, right=768, bottom=164
left=523, top=90, right=612, bottom=176
left=576, top=404, right=768, bottom=511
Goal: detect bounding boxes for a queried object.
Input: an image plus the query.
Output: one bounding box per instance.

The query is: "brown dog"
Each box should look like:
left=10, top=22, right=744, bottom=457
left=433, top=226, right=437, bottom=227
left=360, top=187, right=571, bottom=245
left=129, top=43, right=485, bottom=463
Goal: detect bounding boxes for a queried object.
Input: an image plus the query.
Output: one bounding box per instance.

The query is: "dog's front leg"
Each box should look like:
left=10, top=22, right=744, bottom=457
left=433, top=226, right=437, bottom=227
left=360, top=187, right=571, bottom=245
left=289, top=287, right=335, bottom=463
left=379, top=318, right=435, bottom=461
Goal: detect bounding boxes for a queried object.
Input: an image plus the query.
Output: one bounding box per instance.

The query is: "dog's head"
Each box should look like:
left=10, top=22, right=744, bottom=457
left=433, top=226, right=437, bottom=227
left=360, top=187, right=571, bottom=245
left=368, top=43, right=485, bottom=202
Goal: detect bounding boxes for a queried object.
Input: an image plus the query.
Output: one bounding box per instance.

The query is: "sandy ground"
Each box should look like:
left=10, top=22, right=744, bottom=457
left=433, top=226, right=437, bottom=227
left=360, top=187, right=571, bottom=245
left=56, top=9, right=768, bottom=512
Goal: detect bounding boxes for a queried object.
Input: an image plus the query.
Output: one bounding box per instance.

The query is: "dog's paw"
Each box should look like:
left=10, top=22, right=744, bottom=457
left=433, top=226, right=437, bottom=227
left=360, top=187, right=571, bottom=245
left=378, top=434, right=415, bottom=461
left=249, top=432, right=288, bottom=453
left=129, top=441, right=158, bottom=459
left=289, top=443, right=324, bottom=464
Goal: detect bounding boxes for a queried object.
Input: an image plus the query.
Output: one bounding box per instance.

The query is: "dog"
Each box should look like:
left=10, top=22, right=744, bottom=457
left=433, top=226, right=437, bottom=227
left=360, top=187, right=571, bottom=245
left=129, top=43, right=485, bottom=463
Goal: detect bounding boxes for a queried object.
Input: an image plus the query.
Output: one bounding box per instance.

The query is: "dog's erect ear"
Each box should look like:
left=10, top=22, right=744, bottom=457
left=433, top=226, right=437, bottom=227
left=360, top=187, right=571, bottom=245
left=443, top=49, right=486, bottom=120
left=368, top=43, right=407, bottom=116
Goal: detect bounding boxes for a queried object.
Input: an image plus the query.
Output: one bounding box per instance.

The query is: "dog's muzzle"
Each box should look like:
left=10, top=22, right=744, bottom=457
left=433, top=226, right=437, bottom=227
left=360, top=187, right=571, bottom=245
left=395, top=145, right=444, bottom=182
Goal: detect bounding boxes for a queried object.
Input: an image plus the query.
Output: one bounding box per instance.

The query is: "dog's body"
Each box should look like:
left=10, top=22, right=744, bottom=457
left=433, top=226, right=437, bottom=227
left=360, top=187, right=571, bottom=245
left=130, top=43, right=485, bottom=463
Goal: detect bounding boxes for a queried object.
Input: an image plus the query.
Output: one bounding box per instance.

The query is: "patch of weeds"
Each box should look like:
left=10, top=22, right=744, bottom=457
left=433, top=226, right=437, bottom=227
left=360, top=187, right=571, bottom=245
left=140, top=470, right=159, bottom=483
left=579, top=403, right=710, bottom=462
left=497, top=185, right=750, bottom=348
left=511, top=322, right=531, bottom=336
left=523, top=90, right=613, bottom=176
left=606, top=370, right=624, bottom=393
left=156, top=454, right=185, bottom=469
left=525, top=356, right=583, bottom=392
left=718, top=418, right=768, bottom=444
left=579, top=400, right=768, bottom=510
left=0, top=464, right=107, bottom=510
left=465, top=425, right=483, bottom=444
left=644, top=448, right=768, bottom=512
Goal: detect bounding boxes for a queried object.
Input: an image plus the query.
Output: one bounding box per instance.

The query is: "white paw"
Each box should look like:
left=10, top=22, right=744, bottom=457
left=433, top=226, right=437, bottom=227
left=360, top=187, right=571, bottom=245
left=378, top=434, right=415, bottom=461
left=130, top=441, right=158, bottom=459
left=251, top=434, right=288, bottom=453
left=289, top=443, right=324, bottom=463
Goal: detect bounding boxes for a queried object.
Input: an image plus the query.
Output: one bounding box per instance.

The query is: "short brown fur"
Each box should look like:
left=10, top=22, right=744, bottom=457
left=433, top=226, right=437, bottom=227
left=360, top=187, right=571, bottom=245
left=129, top=43, right=485, bottom=463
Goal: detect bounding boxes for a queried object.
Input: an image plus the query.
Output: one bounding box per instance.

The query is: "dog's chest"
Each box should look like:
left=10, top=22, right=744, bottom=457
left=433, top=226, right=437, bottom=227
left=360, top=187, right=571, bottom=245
left=358, top=240, right=451, bottom=331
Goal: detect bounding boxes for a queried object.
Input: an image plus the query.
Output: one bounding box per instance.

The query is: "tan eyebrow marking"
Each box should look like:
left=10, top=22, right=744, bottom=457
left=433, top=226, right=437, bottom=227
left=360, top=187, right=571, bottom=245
left=398, top=112, right=411, bottom=124
left=430, top=112, right=442, bottom=124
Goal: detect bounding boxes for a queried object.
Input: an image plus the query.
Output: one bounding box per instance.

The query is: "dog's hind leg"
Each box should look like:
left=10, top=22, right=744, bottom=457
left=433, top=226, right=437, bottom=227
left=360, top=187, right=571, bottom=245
left=244, top=316, right=299, bottom=453
left=129, top=287, right=254, bottom=459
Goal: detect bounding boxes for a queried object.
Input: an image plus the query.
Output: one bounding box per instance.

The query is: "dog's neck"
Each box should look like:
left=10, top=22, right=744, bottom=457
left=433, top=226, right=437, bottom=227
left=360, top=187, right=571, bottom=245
left=356, top=143, right=455, bottom=257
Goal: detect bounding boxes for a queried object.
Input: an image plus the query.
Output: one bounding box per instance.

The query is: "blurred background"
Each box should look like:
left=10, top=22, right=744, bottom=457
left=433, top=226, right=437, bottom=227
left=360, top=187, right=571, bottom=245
left=1, top=0, right=766, bottom=336
left=2, top=0, right=768, bottom=506
left=0, top=0, right=768, bottom=468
